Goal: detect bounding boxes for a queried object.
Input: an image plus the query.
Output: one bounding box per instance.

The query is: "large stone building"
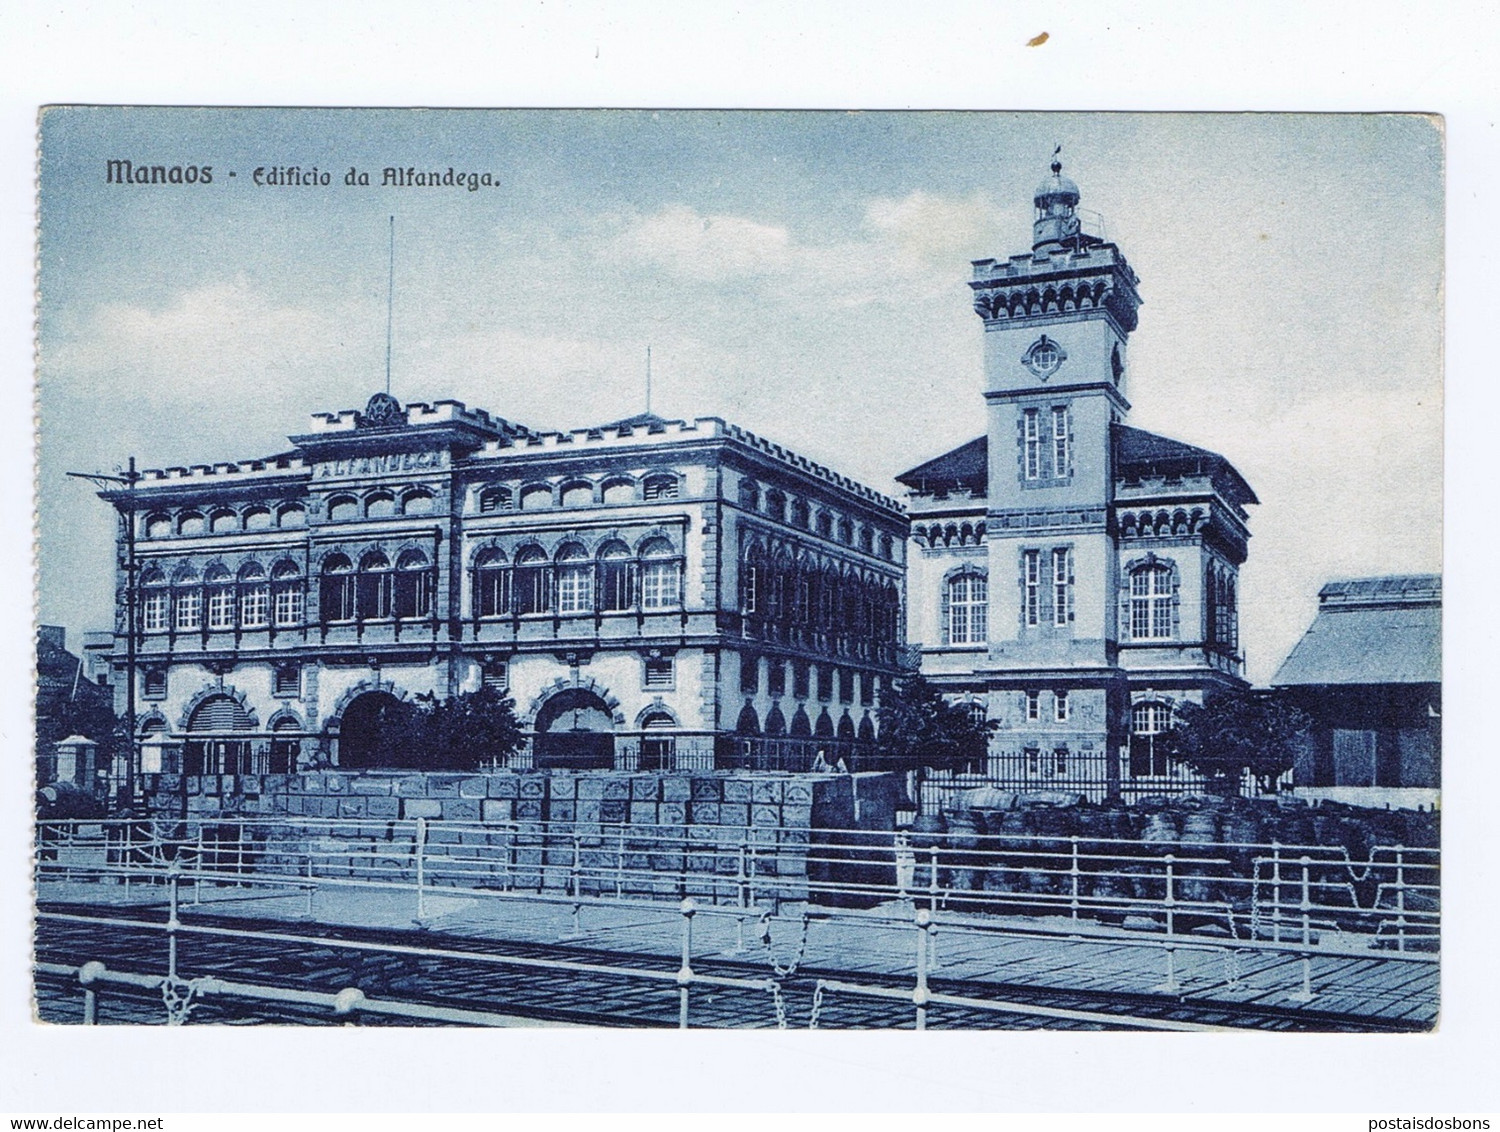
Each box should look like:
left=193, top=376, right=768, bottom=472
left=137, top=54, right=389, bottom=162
left=99, top=397, right=905, bottom=779
left=899, top=160, right=1257, bottom=799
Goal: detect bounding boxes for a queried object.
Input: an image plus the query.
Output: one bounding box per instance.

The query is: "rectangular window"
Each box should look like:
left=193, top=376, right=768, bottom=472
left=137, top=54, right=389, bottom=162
left=1025, top=747, right=1040, bottom=774
left=859, top=672, right=872, bottom=706
left=644, top=657, right=674, bottom=689
left=207, top=587, right=235, bottom=631
left=1052, top=547, right=1073, bottom=626
left=557, top=566, right=594, bottom=614
left=793, top=661, right=810, bottom=699
left=1025, top=690, right=1040, bottom=722
left=174, top=589, right=201, bottom=632
left=1054, top=748, right=1068, bottom=775
left=1054, top=690, right=1069, bottom=722
left=838, top=667, right=854, bottom=704
left=768, top=658, right=786, bottom=697
left=816, top=664, right=832, bottom=701
left=240, top=585, right=269, bottom=629
left=1023, top=550, right=1040, bottom=626
left=740, top=655, right=759, bottom=695
left=641, top=561, right=680, bottom=610
left=1023, top=409, right=1040, bottom=479
left=142, top=591, right=168, bottom=633
left=483, top=661, right=509, bottom=693
left=1051, top=406, right=1069, bottom=476
left=142, top=669, right=166, bottom=698
left=273, top=666, right=300, bottom=697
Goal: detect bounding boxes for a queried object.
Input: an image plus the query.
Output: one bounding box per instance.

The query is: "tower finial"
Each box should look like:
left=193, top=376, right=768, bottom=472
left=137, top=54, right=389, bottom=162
left=1052, top=144, right=1062, bottom=176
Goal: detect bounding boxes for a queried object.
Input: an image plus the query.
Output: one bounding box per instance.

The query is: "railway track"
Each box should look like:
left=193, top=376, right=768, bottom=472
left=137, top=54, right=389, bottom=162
left=33, top=901, right=1426, bottom=1031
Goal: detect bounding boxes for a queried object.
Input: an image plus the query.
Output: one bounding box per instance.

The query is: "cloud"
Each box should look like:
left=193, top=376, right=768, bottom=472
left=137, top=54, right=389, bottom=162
left=607, top=205, right=793, bottom=280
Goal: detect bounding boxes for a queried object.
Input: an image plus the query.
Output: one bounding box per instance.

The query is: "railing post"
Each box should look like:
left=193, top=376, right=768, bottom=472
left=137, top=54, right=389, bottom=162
left=913, top=907, right=932, bottom=1031
left=1290, top=854, right=1315, bottom=1002
left=167, top=858, right=182, bottom=981
left=677, top=897, right=696, bottom=1029
left=1069, top=835, right=1081, bottom=921
left=193, top=823, right=205, bottom=905
left=1163, top=853, right=1176, bottom=938
left=414, top=817, right=428, bottom=921
left=79, top=960, right=105, bottom=1024
left=1394, top=846, right=1407, bottom=953
left=1271, top=842, right=1283, bottom=944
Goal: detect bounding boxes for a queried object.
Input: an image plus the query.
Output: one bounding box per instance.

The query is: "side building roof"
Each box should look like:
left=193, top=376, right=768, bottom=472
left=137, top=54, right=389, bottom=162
left=1273, top=574, right=1442, bottom=687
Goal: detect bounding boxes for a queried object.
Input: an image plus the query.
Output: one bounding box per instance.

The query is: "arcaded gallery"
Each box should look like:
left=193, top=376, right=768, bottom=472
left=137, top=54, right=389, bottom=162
left=99, top=395, right=906, bottom=777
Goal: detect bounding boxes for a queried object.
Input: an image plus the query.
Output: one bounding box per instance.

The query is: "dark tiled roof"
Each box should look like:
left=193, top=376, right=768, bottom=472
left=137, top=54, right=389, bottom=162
left=1273, top=575, right=1442, bottom=687
left=895, top=436, right=987, bottom=492
left=1114, top=425, right=1258, bottom=507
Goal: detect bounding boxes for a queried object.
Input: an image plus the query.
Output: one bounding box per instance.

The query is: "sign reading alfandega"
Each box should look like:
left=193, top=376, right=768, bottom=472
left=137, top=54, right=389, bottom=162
left=314, top=450, right=450, bottom=478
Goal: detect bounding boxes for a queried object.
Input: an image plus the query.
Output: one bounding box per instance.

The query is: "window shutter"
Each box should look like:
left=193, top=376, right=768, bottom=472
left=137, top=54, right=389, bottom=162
left=940, top=578, right=951, bottom=646
left=1067, top=549, right=1076, bottom=623
left=1170, top=564, right=1181, bottom=637
left=1119, top=575, right=1132, bottom=641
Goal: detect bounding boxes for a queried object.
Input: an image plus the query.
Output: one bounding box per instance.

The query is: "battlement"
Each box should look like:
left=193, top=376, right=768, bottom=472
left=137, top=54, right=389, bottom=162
left=971, top=241, right=1138, bottom=287
left=474, top=415, right=720, bottom=456
left=136, top=454, right=310, bottom=483
left=304, top=398, right=526, bottom=437
left=720, top=423, right=904, bottom=514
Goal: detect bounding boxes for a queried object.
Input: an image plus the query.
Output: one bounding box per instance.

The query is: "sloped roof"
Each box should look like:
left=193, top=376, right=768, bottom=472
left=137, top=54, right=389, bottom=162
left=597, top=411, right=675, bottom=432
left=895, top=436, right=987, bottom=492
left=1273, top=575, right=1442, bottom=687
left=1114, top=425, right=1258, bottom=507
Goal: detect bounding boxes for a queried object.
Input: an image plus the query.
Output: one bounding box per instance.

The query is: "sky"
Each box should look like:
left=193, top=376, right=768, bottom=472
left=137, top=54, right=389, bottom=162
left=36, top=109, right=1443, bottom=685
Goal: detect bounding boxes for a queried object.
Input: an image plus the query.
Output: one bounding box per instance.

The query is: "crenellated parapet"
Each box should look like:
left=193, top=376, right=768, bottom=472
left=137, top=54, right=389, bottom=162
left=969, top=244, right=1141, bottom=335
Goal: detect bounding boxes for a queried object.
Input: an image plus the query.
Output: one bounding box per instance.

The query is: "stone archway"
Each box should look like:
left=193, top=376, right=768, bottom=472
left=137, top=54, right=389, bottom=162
left=533, top=687, right=616, bottom=770
left=336, top=690, right=412, bottom=769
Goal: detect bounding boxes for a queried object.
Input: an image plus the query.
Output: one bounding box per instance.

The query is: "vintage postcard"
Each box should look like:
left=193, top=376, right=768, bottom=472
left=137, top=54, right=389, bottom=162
left=33, top=108, right=1442, bottom=1031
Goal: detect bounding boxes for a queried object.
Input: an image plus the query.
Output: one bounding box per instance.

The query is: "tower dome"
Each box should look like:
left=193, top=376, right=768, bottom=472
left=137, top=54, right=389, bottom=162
left=1032, top=153, right=1087, bottom=252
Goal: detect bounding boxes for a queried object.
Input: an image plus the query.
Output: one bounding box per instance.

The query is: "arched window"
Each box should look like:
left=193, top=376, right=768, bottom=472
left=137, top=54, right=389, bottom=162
left=393, top=549, right=432, bottom=619
left=736, top=704, right=761, bottom=735
left=144, top=513, right=172, bottom=539
left=837, top=518, right=854, bottom=546
left=598, top=540, right=636, bottom=611
left=944, top=570, right=987, bottom=645
left=327, top=496, right=359, bottom=522
left=177, top=511, right=205, bottom=536
left=209, top=509, right=238, bottom=534
left=479, top=485, right=513, bottom=514
left=602, top=477, right=636, bottom=505
left=639, top=537, right=680, bottom=610
left=401, top=489, right=434, bottom=517
left=738, top=480, right=760, bottom=511
left=790, top=499, right=809, bottom=529
left=1130, top=700, right=1174, bottom=777
left=765, top=490, right=786, bottom=524
left=238, top=561, right=269, bottom=628
left=815, top=511, right=832, bottom=539
left=320, top=553, right=355, bottom=623
left=365, top=492, right=396, bottom=519
left=1129, top=562, right=1175, bottom=640
left=514, top=545, right=552, bottom=614
left=473, top=547, right=511, bottom=617
left=205, top=564, right=235, bottom=630
left=276, top=503, right=306, bottom=528
left=556, top=543, right=593, bottom=614
left=357, top=552, right=392, bottom=619
left=642, top=473, right=679, bottom=501
left=859, top=527, right=873, bottom=554
left=141, top=566, right=168, bottom=632
left=271, top=559, right=303, bottom=627
left=519, top=484, right=553, bottom=511
left=560, top=481, right=594, bottom=509
left=243, top=506, right=272, bottom=531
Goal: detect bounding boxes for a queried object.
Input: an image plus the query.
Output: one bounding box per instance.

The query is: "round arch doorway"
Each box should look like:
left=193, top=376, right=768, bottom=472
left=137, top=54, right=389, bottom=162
left=533, top=689, right=616, bottom=770
left=337, top=691, right=411, bottom=769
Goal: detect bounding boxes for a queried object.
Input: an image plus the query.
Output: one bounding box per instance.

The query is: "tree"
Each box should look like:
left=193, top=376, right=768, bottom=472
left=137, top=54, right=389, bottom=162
left=410, top=685, right=528, bottom=770
left=876, top=673, right=997, bottom=775
left=1166, top=688, right=1312, bottom=795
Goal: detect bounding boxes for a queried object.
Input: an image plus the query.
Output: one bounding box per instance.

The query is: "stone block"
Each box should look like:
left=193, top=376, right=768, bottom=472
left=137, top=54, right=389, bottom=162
left=402, top=798, right=442, bottom=820
left=442, top=798, right=482, bottom=821
left=458, top=777, right=489, bottom=798
left=427, top=774, right=462, bottom=798
left=722, top=779, right=752, bottom=803
left=186, top=776, right=202, bottom=795
left=753, top=805, right=782, bottom=827
left=784, top=781, right=814, bottom=806
left=720, top=804, right=749, bottom=827
left=662, top=776, right=692, bottom=803
left=262, top=774, right=287, bottom=792
left=396, top=776, right=429, bottom=798
left=481, top=799, right=514, bottom=823
left=577, top=778, right=606, bottom=801
left=549, top=800, right=576, bottom=823
left=631, top=776, right=660, bottom=800
left=325, top=774, right=346, bottom=794
left=366, top=796, right=400, bottom=819
left=691, top=778, right=721, bottom=802
left=627, top=801, right=656, bottom=825
left=689, top=802, right=720, bottom=824
left=782, top=805, right=813, bottom=828
left=300, top=774, right=324, bottom=794
left=351, top=776, right=392, bottom=796
left=576, top=800, right=602, bottom=824
left=487, top=775, right=519, bottom=799
left=338, top=797, right=367, bottom=819
left=519, top=776, right=547, bottom=799
left=603, top=779, right=630, bottom=801
left=548, top=776, right=577, bottom=800
left=158, top=774, right=181, bottom=793
left=284, top=793, right=304, bottom=815
left=687, top=824, right=720, bottom=841
left=659, top=802, right=686, bottom=826
left=753, top=779, right=784, bottom=805
left=600, top=800, right=627, bottom=823
left=516, top=799, right=544, bottom=820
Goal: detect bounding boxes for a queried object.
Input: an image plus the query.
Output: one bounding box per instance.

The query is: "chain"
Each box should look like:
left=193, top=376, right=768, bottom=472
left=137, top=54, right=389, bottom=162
left=767, top=980, right=788, bottom=1029
left=758, top=910, right=811, bottom=978
left=808, top=980, right=825, bottom=1030
left=161, top=975, right=208, bottom=1025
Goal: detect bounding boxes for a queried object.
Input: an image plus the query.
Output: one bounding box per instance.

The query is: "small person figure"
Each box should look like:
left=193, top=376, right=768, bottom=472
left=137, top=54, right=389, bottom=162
left=811, top=749, right=831, bottom=773
left=835, top=757, right=849, bottom=774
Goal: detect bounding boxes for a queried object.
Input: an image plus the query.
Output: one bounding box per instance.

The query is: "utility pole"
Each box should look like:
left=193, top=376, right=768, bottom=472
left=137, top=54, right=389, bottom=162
left=68, top=457, right=140, bottom=812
